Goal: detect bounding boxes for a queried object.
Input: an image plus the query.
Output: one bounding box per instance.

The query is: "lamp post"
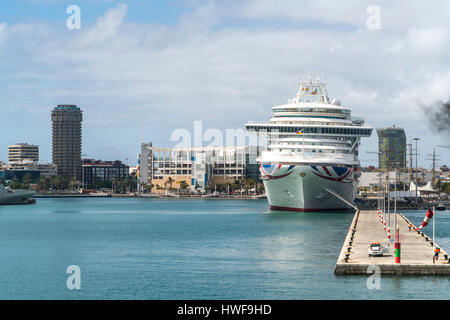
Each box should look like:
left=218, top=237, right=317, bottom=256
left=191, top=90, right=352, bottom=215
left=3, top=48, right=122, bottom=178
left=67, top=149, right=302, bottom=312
left=394, top=161, right=400, bottom=241
left=81, top=153, right=87, bottom=191
left=365, top=149, right=390, bottom=215
left=433, top=205, right=436, bottom=249
left=378, top=173, right=382, bottom=211
left=394, top=166, right=397, bottom=238
left=413, top=137, right=420, bottom=209
left=387, top=169, right=390, bottom=230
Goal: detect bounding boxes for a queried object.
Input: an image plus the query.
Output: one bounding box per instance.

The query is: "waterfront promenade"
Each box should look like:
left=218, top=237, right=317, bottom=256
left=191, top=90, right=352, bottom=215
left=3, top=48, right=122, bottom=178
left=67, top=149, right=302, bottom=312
left=33, top=192, right=266, bottom=200
left=335, top=209, right=450, bottom=275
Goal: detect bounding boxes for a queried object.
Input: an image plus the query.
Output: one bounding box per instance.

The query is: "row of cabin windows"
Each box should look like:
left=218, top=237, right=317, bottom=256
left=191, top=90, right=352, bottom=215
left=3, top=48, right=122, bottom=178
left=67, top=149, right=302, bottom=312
left=272, top=107, right=351, bottom=114
left=270, top=142, right=350, bottom=148
left=268, top=148, right=349, bottom=154
left=152, top=169, right=244, bottom=176
left=273, top=135, right=350, bottom=141
left=247, top=126, right=370, bottom=135
left=273, top=115, right=348, bottom=120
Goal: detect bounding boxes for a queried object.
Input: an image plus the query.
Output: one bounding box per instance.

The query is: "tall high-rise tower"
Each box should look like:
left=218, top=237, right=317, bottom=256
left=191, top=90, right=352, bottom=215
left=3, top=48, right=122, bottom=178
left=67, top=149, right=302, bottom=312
left=376, top=126, right=406, bottom=169
left=51, top=105, right=83, bottom=181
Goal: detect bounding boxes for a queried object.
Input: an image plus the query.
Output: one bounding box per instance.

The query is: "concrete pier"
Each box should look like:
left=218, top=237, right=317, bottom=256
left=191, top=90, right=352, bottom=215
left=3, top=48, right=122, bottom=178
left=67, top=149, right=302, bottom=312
left=335, top=209, right=450, bottom=275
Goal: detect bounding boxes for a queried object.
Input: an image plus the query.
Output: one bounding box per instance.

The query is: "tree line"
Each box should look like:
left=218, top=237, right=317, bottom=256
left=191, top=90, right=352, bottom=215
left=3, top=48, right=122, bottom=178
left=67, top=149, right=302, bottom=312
left=142, top=177, right=265, bottom=194
left=0, top=174, right=137, bottom=193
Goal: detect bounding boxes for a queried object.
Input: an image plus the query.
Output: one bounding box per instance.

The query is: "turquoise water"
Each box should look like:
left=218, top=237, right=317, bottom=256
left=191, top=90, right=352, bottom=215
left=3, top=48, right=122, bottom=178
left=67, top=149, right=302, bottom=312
left=0, top=198, right=449, bottom=300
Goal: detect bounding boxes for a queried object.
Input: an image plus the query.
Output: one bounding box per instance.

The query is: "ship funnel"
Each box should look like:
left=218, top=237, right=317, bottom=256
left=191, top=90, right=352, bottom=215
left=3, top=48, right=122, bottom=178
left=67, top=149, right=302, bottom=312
left=331, top=99, right=341, bottom=106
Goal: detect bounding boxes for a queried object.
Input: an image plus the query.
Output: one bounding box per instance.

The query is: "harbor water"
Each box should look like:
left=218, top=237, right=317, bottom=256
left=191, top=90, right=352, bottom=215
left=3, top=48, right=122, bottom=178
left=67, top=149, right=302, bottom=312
left=0, top=198, right=449, bottom=299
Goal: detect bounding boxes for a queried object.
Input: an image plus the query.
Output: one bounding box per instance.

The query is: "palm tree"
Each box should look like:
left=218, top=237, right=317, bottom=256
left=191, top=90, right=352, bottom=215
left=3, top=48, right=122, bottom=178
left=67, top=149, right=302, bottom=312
left=69, top=177, right=79, bottom=192
left=37, top=176, right=51, bottom=192
left=164, top=177, right=175, bottom=194
left=144, top=183, right=154, bottom=193
left=21, top=173, right=33, bottom=189
left=50, top=175, right=65, bottom=191
left=444, top=182, right=450, bottom=195
left=167, top=177, right=174, bottom=189
left=179, top=180, right=188, bottom=194
left=10, top=177, right=21, bottom=189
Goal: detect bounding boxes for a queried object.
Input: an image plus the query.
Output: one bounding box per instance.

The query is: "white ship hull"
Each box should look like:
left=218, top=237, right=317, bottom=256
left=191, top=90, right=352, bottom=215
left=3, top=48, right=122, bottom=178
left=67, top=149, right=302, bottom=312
left=261, top=164, right=357, bottom=212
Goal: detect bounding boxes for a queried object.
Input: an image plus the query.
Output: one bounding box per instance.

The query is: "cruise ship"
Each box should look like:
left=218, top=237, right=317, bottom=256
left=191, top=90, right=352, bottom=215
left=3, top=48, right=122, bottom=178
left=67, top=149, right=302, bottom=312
left=245, top=77, right=372, bottom=211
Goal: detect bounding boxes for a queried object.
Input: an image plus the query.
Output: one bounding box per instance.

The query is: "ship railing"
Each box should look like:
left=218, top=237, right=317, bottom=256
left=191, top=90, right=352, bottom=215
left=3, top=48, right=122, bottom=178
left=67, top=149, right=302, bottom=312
left=245, top=121, right=271, bottom=125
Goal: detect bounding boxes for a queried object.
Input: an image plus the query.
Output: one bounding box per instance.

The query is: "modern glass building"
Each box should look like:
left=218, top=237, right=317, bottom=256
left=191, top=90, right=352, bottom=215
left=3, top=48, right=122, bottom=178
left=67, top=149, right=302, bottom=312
left=82, top=159, right=129, bottom=188
left=139, top=143, right=261, bottom=193
left=51, top=105, right=83, bottom=181
left=376, top=126, right=406, bottom=169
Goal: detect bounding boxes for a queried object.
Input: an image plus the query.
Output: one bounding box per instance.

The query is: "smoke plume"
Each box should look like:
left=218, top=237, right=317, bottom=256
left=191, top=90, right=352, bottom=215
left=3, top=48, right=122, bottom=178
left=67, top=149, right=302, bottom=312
left=422, top=98, right=450, bottom=135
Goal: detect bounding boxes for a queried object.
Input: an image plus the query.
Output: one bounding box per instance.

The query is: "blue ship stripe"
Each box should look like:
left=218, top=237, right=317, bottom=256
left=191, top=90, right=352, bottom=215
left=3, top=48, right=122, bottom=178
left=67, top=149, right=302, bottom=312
left=332, top=166, right=347, bottom=176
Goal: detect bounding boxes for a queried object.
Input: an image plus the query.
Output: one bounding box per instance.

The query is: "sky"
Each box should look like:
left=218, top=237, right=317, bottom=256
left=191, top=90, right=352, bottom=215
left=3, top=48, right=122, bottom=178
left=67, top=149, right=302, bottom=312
left=1, top=0, right=450, bottom=168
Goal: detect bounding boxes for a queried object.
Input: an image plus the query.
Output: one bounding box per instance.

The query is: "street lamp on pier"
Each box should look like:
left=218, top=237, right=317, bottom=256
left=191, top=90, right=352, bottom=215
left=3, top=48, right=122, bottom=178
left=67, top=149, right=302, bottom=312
left=413, top=138, right=420, bottom=209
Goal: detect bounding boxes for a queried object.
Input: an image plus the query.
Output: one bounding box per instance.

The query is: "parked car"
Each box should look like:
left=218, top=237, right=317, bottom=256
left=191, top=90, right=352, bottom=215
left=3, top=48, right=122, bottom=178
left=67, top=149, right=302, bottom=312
left=368, top=242, right=384, bottom=257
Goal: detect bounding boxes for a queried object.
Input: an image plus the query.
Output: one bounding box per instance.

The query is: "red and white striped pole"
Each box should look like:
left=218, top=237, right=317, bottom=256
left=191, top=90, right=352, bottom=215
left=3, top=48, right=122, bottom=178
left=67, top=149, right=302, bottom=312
left=387, top=227, right=391, bottom=240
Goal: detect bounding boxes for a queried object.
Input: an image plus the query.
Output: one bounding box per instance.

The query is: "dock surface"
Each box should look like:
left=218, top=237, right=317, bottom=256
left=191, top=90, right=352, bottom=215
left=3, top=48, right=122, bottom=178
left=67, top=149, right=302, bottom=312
left=335, top=209, right=450, bottom=275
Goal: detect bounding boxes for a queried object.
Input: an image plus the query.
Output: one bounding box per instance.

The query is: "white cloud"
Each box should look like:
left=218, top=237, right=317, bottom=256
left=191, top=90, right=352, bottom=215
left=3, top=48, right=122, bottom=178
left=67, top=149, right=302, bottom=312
left=77, top=3, right=128, bottom=46
left=407, top=28, right=448, bottom=54
left=0, top=22, right=7, bottom=43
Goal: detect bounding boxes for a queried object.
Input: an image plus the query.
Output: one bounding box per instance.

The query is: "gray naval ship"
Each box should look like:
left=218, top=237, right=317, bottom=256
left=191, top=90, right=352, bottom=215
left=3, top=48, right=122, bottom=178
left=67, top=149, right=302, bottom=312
left=0, top=184, right=35, bottom=204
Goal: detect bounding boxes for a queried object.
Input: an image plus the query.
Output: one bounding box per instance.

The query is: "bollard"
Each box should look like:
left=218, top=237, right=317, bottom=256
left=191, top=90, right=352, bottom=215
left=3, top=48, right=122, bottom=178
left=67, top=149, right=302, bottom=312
left=395, top=242, right=401, bottom=263
left=395, top=226, right=401, bottom=263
